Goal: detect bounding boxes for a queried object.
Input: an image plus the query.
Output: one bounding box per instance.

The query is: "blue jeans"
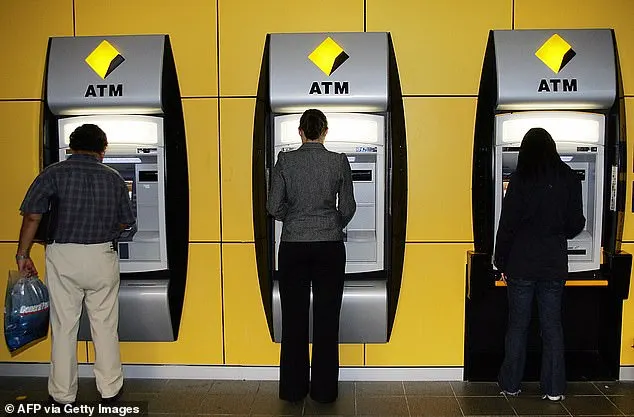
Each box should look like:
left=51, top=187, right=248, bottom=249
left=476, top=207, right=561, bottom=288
left=498, top=277, right=566, bottom=396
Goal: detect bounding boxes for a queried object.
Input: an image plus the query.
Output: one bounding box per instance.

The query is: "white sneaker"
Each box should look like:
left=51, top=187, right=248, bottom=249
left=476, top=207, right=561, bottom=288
left=542, top=394, right=565, bottom=401
left=500, top=389, right=521, bottom=396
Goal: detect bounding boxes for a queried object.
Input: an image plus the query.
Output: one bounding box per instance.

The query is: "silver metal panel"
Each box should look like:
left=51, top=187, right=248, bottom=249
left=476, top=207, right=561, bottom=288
left=493, top=113, right=605, bottom=273
left=272, top=280, right=387, bottom=343
left=494, top=30, right=616, bottom=110
left=270, top=33, right=388, bottom=113
left=78, top=280, right=174, bottom=341
left=47, top=35, right=165, bottom=115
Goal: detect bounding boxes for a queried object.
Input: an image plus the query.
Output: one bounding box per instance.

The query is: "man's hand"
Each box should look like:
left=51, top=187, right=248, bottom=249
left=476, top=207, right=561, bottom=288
left=17, top=257, right=38, bottom=277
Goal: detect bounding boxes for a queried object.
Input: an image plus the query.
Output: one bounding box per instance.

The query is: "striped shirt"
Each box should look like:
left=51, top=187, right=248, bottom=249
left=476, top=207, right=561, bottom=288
left=20, top=154, right=136, bottom=244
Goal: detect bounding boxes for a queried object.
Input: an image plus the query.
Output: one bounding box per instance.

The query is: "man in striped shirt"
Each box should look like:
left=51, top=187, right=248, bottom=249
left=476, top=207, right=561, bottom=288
left=16, top=124, right=135, bottom=405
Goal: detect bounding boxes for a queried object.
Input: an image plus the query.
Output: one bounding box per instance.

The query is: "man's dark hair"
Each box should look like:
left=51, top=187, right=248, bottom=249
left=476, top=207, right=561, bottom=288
left=69, top=124, right=108, bottom=153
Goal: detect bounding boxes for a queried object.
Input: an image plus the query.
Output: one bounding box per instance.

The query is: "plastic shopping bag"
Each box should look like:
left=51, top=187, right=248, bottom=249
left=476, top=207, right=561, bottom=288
left=4, top=271, right=50, bottom=352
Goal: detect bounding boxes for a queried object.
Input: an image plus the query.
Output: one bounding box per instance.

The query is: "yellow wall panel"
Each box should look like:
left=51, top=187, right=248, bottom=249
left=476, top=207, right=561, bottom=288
left=220, top=99, right=255, bottom=242
left=0, top=102, right=42, bottom=240
left=515, top=0, right=634, bottom=96
left=222, top=243, right=364, bottom=365
left=405, top=98, right=475, bottom=242
left=223, top=243, right=278, bottom=365
left=621, top=99, right=634, bottom=241
left=89, top=244, right=223, bottom=364
left=620, top=242, right=634, bottom=365
left=0, top=0, right=73, bottom=99
left=0, top=244, right=88, bottom=363
left=184, top=99, right=221, bottom=242
left=74, top=0, right=218, bottom=97
left=367, top=0, right=511, bottom=96
left=366, top=243, right=471, bottom=366
left=218, top=0, right=364, bottom=96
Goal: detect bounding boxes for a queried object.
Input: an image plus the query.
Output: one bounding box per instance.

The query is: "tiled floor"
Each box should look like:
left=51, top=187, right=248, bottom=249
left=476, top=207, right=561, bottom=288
left=1, top=377, right=634, bottom=416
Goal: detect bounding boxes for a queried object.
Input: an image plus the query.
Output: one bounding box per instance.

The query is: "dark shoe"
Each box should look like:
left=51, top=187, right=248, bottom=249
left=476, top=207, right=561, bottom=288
left=310, top=393, right=337, bottom=403
left=279, top=391, right=307, bottom=403
left=101, top=386, right=123, bottom=404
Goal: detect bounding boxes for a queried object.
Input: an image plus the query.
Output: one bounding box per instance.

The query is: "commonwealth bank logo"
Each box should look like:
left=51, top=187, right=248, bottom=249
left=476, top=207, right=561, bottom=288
left=535, top=34, right=576, bottom=74
left=308, top=37, right=349, bottom=76
left=85, top=40, right=125, bottom=79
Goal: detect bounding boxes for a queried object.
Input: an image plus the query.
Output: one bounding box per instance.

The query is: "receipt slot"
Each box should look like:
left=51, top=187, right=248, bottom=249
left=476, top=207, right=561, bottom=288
left=465, top=29, right=631, bottom=381
left=253, top=33, right=407, bottom=342
left=44, top=35, right=189, bottom=341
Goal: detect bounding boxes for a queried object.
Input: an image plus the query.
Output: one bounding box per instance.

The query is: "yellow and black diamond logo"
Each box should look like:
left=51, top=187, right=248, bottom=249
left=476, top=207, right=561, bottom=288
left=85, top=40, right=125, bottom=79
left=535, top=34, right=576, bottom=74
left=308, top=37, right=349, bottom=76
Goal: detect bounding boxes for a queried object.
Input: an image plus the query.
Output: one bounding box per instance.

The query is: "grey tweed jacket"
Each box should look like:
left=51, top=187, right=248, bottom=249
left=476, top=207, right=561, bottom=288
left=267, top=142, right=356, bottom=242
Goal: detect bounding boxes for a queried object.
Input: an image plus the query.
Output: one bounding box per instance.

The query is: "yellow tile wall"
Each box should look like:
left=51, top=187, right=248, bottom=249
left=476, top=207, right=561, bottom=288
left=2, top=0, right=634, bottom=370
left=74, top=0, right=218, bottom=97
left=0, top=1, right=73, bottom=100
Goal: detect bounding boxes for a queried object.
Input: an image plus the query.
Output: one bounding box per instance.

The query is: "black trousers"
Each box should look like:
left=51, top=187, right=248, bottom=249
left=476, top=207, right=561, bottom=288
left=278, top=241, right=346, bottom=402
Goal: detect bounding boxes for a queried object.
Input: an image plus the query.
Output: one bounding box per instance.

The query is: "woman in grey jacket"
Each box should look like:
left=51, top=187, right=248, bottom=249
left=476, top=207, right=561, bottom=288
left=267, top=109, right=356, bottom=403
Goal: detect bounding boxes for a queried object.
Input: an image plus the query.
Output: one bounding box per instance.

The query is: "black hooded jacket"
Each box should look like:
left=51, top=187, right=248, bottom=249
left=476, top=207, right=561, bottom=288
left=494, top=164, right=586, bottom=280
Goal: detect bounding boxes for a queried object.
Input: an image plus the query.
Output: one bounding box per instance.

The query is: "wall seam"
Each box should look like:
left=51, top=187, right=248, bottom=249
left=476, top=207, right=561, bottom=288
left=72, top=0, right=77, bottom=36
left=216, top=0, right=226, bottom=366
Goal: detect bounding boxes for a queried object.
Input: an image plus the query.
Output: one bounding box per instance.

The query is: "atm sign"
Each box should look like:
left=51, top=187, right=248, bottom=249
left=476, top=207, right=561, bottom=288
left=535, top=34, right=578, bottom=93
left=84, top=40, right=125, bottom=98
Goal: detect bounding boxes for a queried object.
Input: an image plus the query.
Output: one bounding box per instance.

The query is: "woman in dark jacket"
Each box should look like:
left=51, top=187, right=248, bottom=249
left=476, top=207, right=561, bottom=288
left=267, top=109, right=356, bottom=403
left=494, top=127, right=585, bottom=401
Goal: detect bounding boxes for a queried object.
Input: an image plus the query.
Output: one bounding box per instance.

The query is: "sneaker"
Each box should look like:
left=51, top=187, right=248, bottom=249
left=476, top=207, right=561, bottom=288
left=542, top=394, right=565, bottom=401
left=500, top=389, right=521, bottom=396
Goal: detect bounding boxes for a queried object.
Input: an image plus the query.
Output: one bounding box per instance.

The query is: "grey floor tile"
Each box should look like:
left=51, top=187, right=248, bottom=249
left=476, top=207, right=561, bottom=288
left=452, top=382, right=505, bottom=396
left=163, top=379, right=213, bottom=394
left=560, top=396, right=622, bottom=415
left=405, top=381, right=454, bottom=396
left=122, top=378, right=169, bottom=394
left=208, top=380, right=260, bottom=395
left=408, top=396, right=463, bottom=416
left=508, top=396, right=569, bottom=415
left=565, top=382, right=603, bottom=396
left=199, top=393, right=256, bottom=414
left=608, top=395, right=634, bottom=415
left=457, top=396, right=516, bottom=415
left=356, top=396, right=409, bottom=416
left=356, top=381, right=405, bottom=396
left=596, top=381, right=634, bottom=396
left=304, top=394, right=355, bottom=415
left=1, top=377, right=48, bottom=392
left=250, top=393, right=305, bottom=415
left=147, top=392, right=205, bottom=414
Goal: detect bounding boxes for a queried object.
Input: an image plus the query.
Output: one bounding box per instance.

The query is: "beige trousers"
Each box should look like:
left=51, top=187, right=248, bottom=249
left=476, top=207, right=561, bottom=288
left=45, top=242, right=123, bottom=403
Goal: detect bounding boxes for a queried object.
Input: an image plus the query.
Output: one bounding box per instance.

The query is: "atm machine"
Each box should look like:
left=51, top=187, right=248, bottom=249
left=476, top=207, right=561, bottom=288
left=253, top=33, right=407, bottom=342
left=466, top=29, right=631, bottom=380
left=43, top=35, right=189, bottom=341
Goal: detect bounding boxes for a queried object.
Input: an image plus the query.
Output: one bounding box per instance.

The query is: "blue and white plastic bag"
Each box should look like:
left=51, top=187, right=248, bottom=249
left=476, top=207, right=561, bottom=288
left=4, top=271, right=50, bottom=352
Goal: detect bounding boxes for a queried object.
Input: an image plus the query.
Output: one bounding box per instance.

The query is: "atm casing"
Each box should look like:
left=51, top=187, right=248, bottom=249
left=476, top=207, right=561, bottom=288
left=466, top=29, right=631, bottom=381
left=253, top=32, right=407, bottom=343
left=43, top=35, right=188, bottom=342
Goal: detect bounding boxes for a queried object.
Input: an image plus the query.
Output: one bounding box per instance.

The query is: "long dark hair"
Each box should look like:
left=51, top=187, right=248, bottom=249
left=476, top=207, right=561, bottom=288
left=299, top=109, right=328, bottom=140
left=515, top=127, right=566, bottom=181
